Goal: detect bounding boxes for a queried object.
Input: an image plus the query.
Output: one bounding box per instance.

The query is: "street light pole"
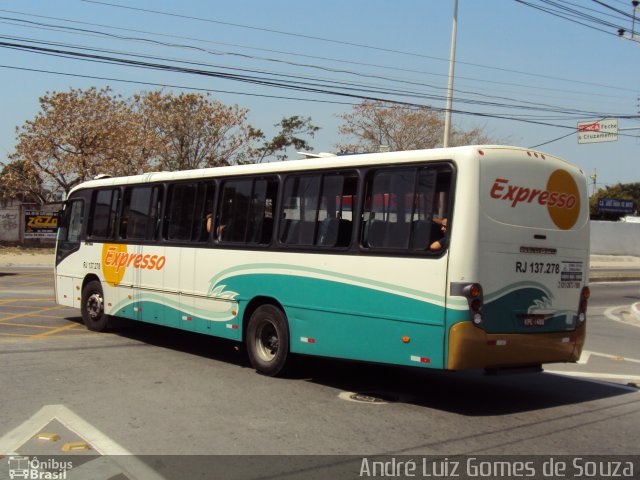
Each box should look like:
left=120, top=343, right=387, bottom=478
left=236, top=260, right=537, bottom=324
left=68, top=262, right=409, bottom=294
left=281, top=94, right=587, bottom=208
left=443, top=0, right=458, bottom=148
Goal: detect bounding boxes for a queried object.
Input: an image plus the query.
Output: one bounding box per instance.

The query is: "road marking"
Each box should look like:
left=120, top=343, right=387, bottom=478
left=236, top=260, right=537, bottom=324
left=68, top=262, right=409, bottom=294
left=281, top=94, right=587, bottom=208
left=0, top=404, right=165, bottom=480
left=545, top=371, right=640, bottom=391
left=0, top=322, right=52, bottom=329
left=0, top=405, right=126, bottom=455
left=12, top=280, right=54, bottom=288
left=605, top=305, right=640, bottom=328
left=0, top=298, right=57, bottom=303
left=0, top=305, right=65, bottom=324
left=578, top=349, right=640, bottom=365
left=31, top=323, right=82, bottom=338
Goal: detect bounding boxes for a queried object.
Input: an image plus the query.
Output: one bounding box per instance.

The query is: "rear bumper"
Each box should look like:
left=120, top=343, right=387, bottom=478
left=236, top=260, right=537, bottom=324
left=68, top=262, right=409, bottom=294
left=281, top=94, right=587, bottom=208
left=447, top=321, right=586, bottom=370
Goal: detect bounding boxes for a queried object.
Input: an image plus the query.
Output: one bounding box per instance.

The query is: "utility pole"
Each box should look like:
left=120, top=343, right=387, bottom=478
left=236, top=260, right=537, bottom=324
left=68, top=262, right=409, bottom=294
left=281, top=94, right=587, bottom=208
left=443, top=0, right=458, bottom=148
left=617, top=1, right=640, bottom=41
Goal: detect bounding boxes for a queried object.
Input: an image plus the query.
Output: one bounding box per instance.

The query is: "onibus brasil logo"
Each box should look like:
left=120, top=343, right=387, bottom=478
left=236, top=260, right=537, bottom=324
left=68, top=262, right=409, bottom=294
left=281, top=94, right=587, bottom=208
left=490, top=169, right=581, bottom=230
left=8, top=456, right=73, bottom=479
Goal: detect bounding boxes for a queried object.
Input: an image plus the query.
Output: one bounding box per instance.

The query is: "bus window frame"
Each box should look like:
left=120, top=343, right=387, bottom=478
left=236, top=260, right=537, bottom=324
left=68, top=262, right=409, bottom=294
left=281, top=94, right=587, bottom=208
left=55, top=192, right=89, bottom=265
left=358, top=161, right=456, bottom=257
left=276, top=169, right=359, bottom=251
left=214, top=175, right=279, bottom=247
left=57, top=160, right=455, bottom=258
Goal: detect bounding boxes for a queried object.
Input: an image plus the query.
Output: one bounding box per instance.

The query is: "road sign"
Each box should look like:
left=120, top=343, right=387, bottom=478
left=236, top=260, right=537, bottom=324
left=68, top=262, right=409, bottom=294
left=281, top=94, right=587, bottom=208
left=598, top=198, right=635, bottom=214
left=577, top=118, right=618, bottom=144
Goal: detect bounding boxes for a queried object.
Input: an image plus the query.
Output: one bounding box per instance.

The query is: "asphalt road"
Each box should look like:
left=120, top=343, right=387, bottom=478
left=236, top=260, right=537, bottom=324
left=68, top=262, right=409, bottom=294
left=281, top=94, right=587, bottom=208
left=0, top=267, right=638, bottom=479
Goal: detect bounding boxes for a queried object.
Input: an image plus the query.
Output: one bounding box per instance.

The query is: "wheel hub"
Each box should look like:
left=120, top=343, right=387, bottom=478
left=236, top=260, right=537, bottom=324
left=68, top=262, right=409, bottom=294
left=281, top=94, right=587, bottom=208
left=257, top=323, right=278, bottom=360
left=86, top=293, right=103, bottom=320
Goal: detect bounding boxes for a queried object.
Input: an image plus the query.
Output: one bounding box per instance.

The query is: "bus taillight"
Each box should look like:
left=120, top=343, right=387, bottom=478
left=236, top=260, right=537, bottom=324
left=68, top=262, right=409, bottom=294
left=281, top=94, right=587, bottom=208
left=462, top=283, right=484, bottom=327
left=578, top=286, right=590, bottom=323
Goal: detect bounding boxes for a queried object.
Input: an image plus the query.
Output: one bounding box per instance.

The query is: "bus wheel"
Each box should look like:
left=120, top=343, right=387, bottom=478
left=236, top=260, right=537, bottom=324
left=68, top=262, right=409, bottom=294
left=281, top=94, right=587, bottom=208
left=81, top=280, right=110, bottom=332
left=246, top=304, right=290, bottom=376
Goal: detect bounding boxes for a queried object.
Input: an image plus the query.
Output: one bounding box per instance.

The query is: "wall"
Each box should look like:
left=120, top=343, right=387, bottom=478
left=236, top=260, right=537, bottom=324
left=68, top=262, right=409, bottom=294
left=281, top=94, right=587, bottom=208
left=0, top=206, right=21, bottom=243
left=590, top=220, right=640, bottom=256
left=0, top=202, right=60, bottom=246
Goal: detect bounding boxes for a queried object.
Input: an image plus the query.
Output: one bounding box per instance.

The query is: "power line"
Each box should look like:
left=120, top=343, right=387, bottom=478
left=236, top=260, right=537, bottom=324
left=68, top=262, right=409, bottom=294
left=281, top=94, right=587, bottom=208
left=515, top=0, right=640, bottom=43
left=3, top=36, right=635, bottom=121
left=0, top=11, right=634, bottom=122
left=2, top=7, right=637, bottom=102
left=3, top=39, right=638, bottom=140
left=80, top=1, right=637, bottom=90
left=0, top=63, right=358, bottom=106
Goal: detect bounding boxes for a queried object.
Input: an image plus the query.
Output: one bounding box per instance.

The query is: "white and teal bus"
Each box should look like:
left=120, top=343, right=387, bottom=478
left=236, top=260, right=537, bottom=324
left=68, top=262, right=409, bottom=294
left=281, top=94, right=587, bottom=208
left=55, top=145, right=590, bottom=376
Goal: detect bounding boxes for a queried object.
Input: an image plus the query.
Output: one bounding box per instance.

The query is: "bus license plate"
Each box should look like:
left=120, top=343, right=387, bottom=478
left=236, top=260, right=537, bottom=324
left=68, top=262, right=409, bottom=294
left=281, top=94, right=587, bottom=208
left=523, top=316, right=546, bottom=327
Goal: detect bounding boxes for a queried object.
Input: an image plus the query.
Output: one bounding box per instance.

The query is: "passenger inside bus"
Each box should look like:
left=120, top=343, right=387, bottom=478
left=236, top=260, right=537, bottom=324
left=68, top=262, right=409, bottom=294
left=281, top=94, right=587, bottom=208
left=429, top=217, right=447, bottom=251
left=206, top=212, right=228, bottom=239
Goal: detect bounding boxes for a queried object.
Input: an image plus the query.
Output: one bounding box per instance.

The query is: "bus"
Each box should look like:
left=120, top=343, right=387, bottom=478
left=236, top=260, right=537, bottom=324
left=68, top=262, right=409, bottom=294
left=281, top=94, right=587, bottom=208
left=54, top=145, right=590, bottom=376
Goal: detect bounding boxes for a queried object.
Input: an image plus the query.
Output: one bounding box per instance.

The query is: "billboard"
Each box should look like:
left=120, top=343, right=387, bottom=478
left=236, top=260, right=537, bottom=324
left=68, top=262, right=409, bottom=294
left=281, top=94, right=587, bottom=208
left=24, top=210, right=59, bottom=239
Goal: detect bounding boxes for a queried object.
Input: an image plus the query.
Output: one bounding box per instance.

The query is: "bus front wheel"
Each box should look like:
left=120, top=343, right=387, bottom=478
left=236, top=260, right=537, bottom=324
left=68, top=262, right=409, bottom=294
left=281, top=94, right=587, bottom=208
left=246, top=304, right=290, bottom=376
left=81, top=280, right=110, bottom=332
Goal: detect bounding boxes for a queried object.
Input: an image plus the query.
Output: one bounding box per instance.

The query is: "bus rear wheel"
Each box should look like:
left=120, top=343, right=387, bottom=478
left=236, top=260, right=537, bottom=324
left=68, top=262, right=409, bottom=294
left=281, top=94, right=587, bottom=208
left=81, top=280, right=110, bottom=332
left=246, top=304, right=290, bottom=376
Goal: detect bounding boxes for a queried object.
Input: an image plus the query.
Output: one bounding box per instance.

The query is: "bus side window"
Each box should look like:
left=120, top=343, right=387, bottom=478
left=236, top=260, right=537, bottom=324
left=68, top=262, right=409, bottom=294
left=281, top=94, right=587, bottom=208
left=88, top=188, right=120, bottom=240
left=165, top=183, right=198, bottom=241
left=217, top=177, right=277, bottom=245
left=279, top=172, right=356, bottom=248
left=56, top=198, right=84, bottom=264
left=119, top=186, right=163, bottom=241
left=65, top=200, right=84, bottom=243
left=362, top=165, right=452, bottom=252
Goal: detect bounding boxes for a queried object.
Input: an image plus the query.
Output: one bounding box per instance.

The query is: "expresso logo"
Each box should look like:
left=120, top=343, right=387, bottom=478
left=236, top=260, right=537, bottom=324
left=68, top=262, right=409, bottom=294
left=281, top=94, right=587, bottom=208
left=101, top=244, right=166, bottom=286
left=490, top=169, right=581, bottom=230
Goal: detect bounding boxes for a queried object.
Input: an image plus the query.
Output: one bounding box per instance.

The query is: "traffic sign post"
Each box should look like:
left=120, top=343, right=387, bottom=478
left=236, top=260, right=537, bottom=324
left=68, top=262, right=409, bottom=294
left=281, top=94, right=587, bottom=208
left=577, top=118, right=618, bottom=144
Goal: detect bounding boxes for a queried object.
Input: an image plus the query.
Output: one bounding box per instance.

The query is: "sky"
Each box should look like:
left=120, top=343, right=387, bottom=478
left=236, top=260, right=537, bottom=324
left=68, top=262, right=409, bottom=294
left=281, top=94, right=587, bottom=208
left=1, top=0, right=639, bottom=191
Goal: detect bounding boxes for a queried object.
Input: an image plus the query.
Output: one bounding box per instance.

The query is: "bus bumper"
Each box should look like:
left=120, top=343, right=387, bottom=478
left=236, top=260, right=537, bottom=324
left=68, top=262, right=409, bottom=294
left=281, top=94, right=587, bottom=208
left=446, top=321, right=586, bottom=370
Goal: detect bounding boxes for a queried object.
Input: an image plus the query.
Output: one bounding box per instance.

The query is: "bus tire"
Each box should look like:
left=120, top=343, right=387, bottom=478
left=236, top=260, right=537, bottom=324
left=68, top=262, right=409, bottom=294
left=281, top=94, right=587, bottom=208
left=81, top=280, right=110, bottom=332
left=246, top=304, right=290, bottom=376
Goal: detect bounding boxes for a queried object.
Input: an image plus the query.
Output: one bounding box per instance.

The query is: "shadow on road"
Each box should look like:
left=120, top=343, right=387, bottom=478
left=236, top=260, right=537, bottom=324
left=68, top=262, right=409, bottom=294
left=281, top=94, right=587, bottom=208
left=96, top=316, right=636, bottom=417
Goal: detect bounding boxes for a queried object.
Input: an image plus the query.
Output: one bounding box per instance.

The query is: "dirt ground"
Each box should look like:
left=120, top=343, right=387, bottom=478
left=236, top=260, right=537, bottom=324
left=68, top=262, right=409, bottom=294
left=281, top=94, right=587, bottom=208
left=0, top=246, right=55, bottom=266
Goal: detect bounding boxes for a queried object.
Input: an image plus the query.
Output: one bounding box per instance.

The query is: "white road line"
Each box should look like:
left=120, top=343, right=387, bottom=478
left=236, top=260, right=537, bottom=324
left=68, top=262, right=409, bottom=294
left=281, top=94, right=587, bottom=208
left=604, top=305, right=640, bottom=328
left=0, top=404, right=165, bottom=480
left=578, top=349, right=640, bottom=365
left=544, top=371, right=640, bottom=392
left=0, top=404, right=127, bottom=456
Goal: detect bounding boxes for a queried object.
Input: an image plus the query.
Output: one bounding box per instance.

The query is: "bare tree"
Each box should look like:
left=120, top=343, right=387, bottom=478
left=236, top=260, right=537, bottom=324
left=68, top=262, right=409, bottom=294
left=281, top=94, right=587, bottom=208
left=337, top=100, right=496, bottom=153
left=134, top=91, right=263, bottom=170
left=9, top=87, right=147, bottom=198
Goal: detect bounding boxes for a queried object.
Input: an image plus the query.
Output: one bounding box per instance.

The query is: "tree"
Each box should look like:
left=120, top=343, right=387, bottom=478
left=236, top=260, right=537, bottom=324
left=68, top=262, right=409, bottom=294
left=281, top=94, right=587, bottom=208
left=134, top=91, right=263, bottom=170
left=9, top=87, right=147, bottom=199
left=0, top=159, right=49, bottom=204
left=336, top=100, right=495, bottom=153
left=6, top=88, right=320, bottom=204
left=254, top=116, right=320, bottom=162
left=589, top=182, right=640, bottom=220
